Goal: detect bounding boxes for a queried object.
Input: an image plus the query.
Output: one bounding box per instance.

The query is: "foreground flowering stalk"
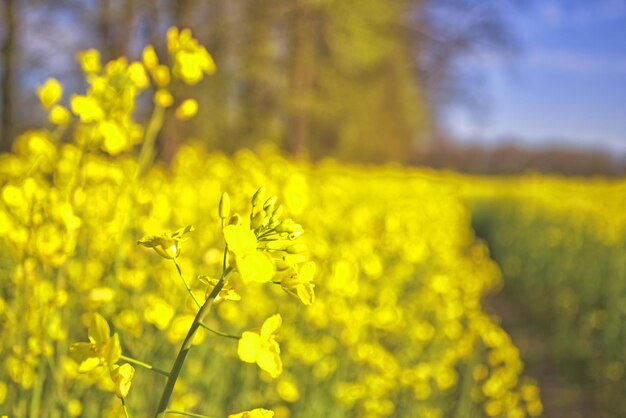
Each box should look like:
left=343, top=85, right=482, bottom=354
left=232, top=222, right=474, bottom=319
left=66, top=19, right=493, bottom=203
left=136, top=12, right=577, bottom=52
left=136, top=188, right=315, bottom=417
left=69, top=313, right=137, bottom=411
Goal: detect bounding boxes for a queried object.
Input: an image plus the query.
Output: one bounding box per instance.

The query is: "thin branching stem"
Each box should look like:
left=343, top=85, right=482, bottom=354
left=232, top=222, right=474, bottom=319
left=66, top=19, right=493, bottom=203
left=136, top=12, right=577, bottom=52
left=155, top=239, right=233, bottom=417
left=199, top=322, right=240, bottom=340
left=122, top=398, right=131, bottom=418
left=173, top=258, right=201, bottom=308
left=164, top=410, right=213, bottom=418
left=119, top=355, right=170, bottom=378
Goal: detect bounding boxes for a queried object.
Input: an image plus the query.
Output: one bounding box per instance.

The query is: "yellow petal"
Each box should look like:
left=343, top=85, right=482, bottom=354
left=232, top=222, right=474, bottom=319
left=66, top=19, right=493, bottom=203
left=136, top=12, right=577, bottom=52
left=69, top=342, right=101, bottom=372
left=238, top=252, right=274, bottom=283
left=238, top=332, right=261, bottom=363
left=88, top=313, right=110, bottom=344
left=111, top=363, right=135, bottom=398
left=299, top=261, right=316, bottom=282
left=106, top=333, right=122, bottom=365
left=260, top=314, right=282, bottom=338
left=223, top=225, right=257, bottom=256
left=296, top=283, right=315, bottom=306
left=77, top=357, right=102, bottom=373
left=228, top=409, right=274, bottom=418
left=257, top=348, right=283, bottom=378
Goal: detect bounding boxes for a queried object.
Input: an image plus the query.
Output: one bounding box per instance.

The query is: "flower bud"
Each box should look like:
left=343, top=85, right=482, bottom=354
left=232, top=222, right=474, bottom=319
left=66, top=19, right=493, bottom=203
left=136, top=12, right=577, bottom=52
left=110, top=363, right=135, bottom=399
left=276, top=219, right=296, bottom=233
left=286, top=243, right=308, bottom=254
left=219, top=192, right=230, bottom=219
left=289, top=230, right=304, bottom=240
left=263, top=196, right=278, bottom=213
left=265, top=240, right=288, bottom=251
left=270, top=205, right=284, bottom=222
left=250, top=210, right=266, bottom=230
left=283, top=254, right=307, bottom=264
left=251, top=187, right=266, bottom=207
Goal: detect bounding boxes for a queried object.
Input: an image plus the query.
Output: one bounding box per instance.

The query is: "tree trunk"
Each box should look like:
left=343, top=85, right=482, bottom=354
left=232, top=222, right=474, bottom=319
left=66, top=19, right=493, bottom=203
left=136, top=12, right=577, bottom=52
left=287, top=0, right=316, bottom=157
left=1, top=0, right=17, bottom=151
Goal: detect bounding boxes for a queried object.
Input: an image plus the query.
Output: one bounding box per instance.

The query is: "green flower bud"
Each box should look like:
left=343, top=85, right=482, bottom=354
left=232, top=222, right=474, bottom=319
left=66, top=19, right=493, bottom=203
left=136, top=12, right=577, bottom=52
left=251, top=187, right=266, bottom=207
left=265, top=240, right=289, bottom=251
left=219, top=192, right=230, bottom=219
left=229, top=214, right=241, bottom=225
left=271, top=205, right=284, bottom=220
left=283, top=254, right=307, bottom=264
left=251, top=210, right=266, bottom=230
left=276, top=219, right=297, bottom=233
left=263, top=196, right=278, bottom=213
left=289, top=230, right=304, bottom=240
left=274, top=260, right=292, bottom=271
left=286, top=243, right=308, bottom=254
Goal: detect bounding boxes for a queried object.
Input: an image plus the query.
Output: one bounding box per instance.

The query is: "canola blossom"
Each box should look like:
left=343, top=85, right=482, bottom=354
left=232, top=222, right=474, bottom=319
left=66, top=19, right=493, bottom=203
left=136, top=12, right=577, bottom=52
left=238, top=314, right=284, bottom=378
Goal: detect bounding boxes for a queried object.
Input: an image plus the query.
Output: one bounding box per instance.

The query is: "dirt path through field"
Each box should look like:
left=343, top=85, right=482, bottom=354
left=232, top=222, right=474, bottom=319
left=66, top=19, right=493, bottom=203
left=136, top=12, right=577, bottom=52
left=484, top=294, right=596, bottom=418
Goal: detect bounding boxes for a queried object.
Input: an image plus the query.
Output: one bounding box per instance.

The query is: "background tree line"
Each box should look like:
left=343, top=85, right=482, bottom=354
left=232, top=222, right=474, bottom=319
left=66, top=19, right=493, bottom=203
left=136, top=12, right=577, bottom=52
left=0, top=0, right=515, bottom=162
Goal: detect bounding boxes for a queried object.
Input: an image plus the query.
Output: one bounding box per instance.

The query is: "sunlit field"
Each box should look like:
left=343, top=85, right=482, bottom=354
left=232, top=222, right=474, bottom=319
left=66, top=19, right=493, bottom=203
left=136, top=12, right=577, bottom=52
left=1, top=29, right=624, bottom=418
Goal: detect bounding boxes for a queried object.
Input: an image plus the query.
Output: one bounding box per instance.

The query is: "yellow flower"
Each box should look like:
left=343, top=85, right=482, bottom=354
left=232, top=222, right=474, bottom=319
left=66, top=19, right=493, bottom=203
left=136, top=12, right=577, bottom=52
left=37, top=78, right=63, bottom=109
left=174, top=98, right=198, bottom=120
left=228, top=409, right=275, bottom=418
left=137, top=225, right=194, bottom=260
left=48, top=105, right=71, bottom=125
left=154, top=89, right=174, bottom=107
left=152, top=65, right=171, bottom=87
left=223, top=224, right=274, bottom=283
left=98, top=120, right=128, bottom=155
left=70, top=95, right=104, bottom=122
left=142, top=45, right=159, bottom=70
left=237, top=314, right=282, bottom=378
left=198, top=275, right=241, bottom=302
left=76, top=49, right=101, bottom=74
left=69, top=313, right=121, bottom=373
left=280, top=261, right=316, bottom=305
left=110, top=363, right=135, bottom=398
left=127, top=62, right=149, bottom=89
left=166, top=27, right=216, bottom=85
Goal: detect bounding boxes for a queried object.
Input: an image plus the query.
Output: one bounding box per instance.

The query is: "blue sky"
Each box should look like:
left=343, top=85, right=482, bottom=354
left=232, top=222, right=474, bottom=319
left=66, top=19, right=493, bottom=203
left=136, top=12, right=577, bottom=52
left=444, top=0, right=626, bottom=155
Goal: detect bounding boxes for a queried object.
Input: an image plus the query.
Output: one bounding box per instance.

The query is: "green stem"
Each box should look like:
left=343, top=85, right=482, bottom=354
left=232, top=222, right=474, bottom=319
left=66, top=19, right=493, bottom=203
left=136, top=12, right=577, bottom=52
left=173, top=258, right=201, bottom=308
left=28, top=359, right=45, bottom=418
left=199, top=322, right=240, bottom=340
left=120, top=355, right=170, bottom=378
left=136, top=103, right=165, bottom=178
left=122, top=397, right=131, bottom=418
left=164, top=410, right=213, bottom=418
left=155, top=268, right=232, bottom=417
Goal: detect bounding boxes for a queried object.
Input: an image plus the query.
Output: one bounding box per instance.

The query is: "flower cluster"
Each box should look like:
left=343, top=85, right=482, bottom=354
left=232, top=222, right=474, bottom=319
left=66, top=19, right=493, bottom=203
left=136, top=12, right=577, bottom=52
left=71, top=50, right=148, bottom=154
left=222, top=187, right=316, bottom=305
left=137, top=225, right=194, bottom=260
left=166, top=27, right=216, bottom=85
left=132, top=188, right=314, bottom=415
left=69, top=314, right=134, bottom=399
